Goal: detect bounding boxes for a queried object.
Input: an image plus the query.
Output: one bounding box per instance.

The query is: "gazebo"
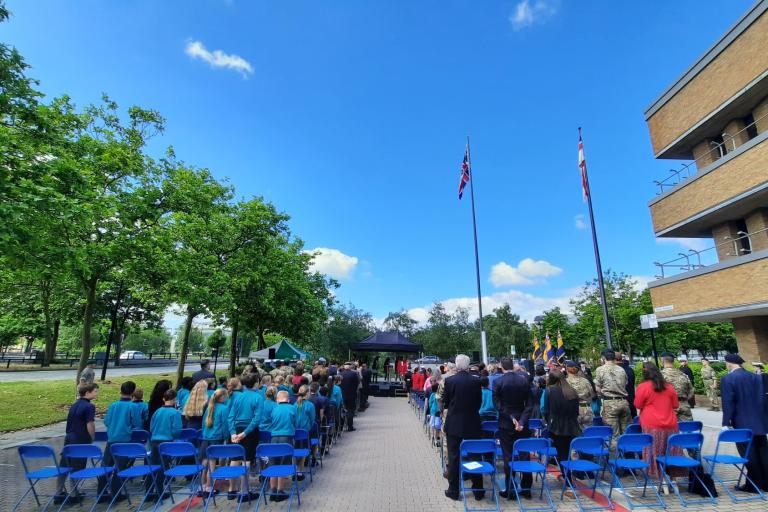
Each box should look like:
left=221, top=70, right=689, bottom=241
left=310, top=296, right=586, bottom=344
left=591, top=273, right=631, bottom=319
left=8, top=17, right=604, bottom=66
left=351, top=330, right=423, bottom=353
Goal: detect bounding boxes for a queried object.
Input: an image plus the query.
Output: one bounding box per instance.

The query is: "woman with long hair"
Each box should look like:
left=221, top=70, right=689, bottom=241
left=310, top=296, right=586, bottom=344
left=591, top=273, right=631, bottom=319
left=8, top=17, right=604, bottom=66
left=634, top=362, right=686, bottom=481
left=184, top=379, right=210, bottom=430
left=146, top=379, right=172, bottom=431
left=294, top=385, right=316, bottom=479
left=543, top=369, right=581, bottom=471
left=200, top=388, right=229, bottom=495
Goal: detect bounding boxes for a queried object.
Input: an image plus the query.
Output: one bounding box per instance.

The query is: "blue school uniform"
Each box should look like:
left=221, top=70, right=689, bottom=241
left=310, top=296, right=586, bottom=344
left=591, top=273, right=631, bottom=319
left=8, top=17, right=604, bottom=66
left=429, top=393, right=441, bottom=417
left=479, top=388, right=498, bottom=418
left=202, top=401, right=231, bottom=441
left=131, top=400, right=149, bottom=429
left=150, top=406, right=182, bottom=441
left=270, top=402, right=297, bottom=437
left=259, top=400, right=277, bottom=433
left=295, top=400, right=316, bottom=432
left=177, top=388, right=190, bottom=411
left=329, top=385, right=343, bottom=408
left=105, top=398, right=137, bottom=443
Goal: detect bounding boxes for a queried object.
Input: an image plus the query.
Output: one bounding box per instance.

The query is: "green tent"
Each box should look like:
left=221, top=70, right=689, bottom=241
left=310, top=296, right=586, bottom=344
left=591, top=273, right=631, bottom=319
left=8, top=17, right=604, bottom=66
left=249, top=339, right=308, bottom=360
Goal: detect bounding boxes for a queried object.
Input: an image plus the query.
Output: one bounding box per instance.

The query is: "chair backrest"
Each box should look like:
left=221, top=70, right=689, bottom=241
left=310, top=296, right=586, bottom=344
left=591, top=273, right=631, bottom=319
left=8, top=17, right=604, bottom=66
left=206, top=443, right=245, bottom=461
left=592, top=416, right=604, bottom=426
left=717, top=428, right=753, bottom=444
left=294, top=429, right=309, bottom=442
left=678, top=421, right=703, bottom=433
left=513, top=438, right=550, bottom=460
left=570, top=436, right=605, bottom=457
left=582, top=426, right=612, bottom=440
left=460, top=439, right=496, bottom=456
left=179, top=428, right=198, bottom=441
left=94, top=431, right=108, bottom=442
left=18, top=445, right=58, bottom=474
left=528, top=418, right=544, bottom=431
left=158, top=441, right=197, bottom=458
left=632, top=416, right=640, bottom=424
left=62, top=444, right=103, bottom=460
left=481, top=420, right=499, bottom=432
left=256, top=443, right=294, bottom=459
left=624, top=424, right=642, bottom=435
left=259, top=431, right=272, bottom=443
left=110, top=443, right=149, bottom=460
left=616, top=434, right=652, bottom=456
left=130, top=429, right=150, bottom=443
left=667, top=433, right=703, bottom=454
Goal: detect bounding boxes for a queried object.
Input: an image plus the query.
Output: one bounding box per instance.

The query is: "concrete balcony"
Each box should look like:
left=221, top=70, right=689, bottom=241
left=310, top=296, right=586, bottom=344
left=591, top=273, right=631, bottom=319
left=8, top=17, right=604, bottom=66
left=648, top=131, right=768, bottom=237
left=648, top=249, right=768, bottom=322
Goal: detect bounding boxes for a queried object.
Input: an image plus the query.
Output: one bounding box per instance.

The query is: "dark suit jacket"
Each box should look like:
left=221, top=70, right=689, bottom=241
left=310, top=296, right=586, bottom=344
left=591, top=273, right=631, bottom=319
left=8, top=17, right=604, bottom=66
left=492, top=371, right=533, bottom=430
left=443, top=370, right=482, bottom=438
left=722, top=367, right=767, bottom=435
left=339, top=369, right=360, bottom=404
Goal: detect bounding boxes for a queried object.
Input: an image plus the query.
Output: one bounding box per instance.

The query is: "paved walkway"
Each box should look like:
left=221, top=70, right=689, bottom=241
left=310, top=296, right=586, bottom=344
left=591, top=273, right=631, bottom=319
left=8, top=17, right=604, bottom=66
left=0, top=363, right=200, bottom=382
left=2, top=397, right=767, bottom=511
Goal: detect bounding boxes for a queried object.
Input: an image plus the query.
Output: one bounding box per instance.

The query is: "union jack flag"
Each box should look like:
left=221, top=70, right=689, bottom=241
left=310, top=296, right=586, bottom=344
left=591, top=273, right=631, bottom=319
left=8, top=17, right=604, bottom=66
left=578, top=128, right=590, bottom=201
left=458, top=144, right=470, bottom=199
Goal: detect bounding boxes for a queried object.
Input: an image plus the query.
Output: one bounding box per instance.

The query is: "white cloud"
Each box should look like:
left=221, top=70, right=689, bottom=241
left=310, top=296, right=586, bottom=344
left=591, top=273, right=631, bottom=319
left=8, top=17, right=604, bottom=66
left=629, top=275, right=654, bottom=292
left=185, top=40, right=254, bottom=77
left=490, top=258, right=563, bottom=287
left=305, top=247, right=359, bottom=280
left=574, top=214, right=587, bottom=230
left=510, top=0, right=558, bottom=31
left=405, top=289, right=573, bottom=326
left=656, top=237, right=710, bottom=253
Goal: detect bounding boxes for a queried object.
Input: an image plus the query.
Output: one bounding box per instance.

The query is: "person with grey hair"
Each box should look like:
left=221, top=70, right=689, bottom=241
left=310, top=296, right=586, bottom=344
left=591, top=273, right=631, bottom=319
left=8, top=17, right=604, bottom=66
left=443, top=354, right=484, bottom=501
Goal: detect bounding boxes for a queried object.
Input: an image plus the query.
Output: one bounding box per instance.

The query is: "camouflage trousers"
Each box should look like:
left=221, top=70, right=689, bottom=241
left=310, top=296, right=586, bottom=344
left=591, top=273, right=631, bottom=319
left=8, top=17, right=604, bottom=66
left=578, top=404, right=594, bottom=432
left=704, top=381, right=720, bottom=409
left=601, top=398, right=631, bottom=448
left=675, top=401, right=693, bottom=422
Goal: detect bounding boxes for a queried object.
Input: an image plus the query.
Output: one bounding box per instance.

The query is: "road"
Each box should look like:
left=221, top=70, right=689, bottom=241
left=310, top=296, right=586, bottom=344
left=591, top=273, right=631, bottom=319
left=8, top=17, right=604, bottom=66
left=0, top=362, right=201, bottom=382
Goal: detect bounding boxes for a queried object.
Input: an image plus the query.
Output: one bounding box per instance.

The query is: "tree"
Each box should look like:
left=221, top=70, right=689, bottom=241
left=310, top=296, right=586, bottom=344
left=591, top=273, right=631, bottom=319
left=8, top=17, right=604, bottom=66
left=383, top=310, right=417, bottom=337
left=122, top=328, right=171, bottom=353
left=483, top=304, right=530, bottom=359
left=311, top=304, right=374, bottom=361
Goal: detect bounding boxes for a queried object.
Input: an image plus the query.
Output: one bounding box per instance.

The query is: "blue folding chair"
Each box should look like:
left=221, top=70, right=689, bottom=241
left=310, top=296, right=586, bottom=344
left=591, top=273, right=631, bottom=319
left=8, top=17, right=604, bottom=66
left=581, top=426, right=612, bottom=479
left=592, top=417, right=604, bottom=426
left=254, top=443, right=300, bottom=512
left=559, top=437, right=613, bottom=512
left=294, top=429, right=314, bottom=484
left=607, top=434, right=664, bottom=510
left=130, top=430, right=152, bottom=457
left=624, top=424, right=642, bottom=435
left=704, top=428, right=766, bottom=502
left=107, top=443, right=161, bottom=512
left=656, top=432, right=715, bottom=507
left=203, top=444, right=249, bottom=512
left=179, top=429, right=198, bottom=443
left=56, top=444, right=114, bottom=512
left=508, top=438, right=555, bottom=512
left=309, top=424, right=322, bottom=469
left=13, top=445, right=71, bottom=512
left=258, top=430, right=272, bottom=444
left=528, top=419, right=545, bottom=436
left=677, top=421, right=703, bottom=433
left=459, top=439, right=500, bottom=512
left=481, top=420, right=499, bottom=438
left=632, top=416, right=640, bottom=424
left=153, top=441, right=204, bottom=512
left=94, top=431, right=108, bottom=444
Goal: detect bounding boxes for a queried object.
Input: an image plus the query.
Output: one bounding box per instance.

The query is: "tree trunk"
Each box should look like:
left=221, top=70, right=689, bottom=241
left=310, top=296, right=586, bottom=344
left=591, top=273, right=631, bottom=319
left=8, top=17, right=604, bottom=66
left=114, top=314, right=128, bottom=367
left=257, top=327, right=266, bottom=351
left=100, top=282, right=123, bottom=382
left=228, top=314, right=240, bottom=378
left=41, top=282, right=54, bottom=367
left=175, top=306, right=197, bottom=388
left=52, top=319, right=60, bottom=359
left=76, top=276, right=98, bottom=386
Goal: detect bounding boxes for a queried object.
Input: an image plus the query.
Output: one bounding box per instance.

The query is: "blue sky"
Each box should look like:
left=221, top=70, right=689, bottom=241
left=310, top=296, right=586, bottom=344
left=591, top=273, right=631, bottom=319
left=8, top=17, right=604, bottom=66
left=4, top=0, right=755, bottom=328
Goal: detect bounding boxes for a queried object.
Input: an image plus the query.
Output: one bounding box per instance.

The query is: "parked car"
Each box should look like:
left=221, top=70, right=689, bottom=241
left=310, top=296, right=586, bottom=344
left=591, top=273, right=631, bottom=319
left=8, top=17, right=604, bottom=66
left=119, top=350, right=148, bottom=360
left=415, top=355, right=441, bottom=364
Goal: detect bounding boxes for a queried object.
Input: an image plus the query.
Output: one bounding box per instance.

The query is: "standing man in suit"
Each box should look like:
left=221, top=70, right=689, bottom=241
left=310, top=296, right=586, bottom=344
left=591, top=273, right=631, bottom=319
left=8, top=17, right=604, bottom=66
left=494, top=357, right=534, bottom=499
left=443, top=354, right=484, bottom=501
left=721, top=353, right=768, bottom=492
left=340, top=363, right=360, bottom=432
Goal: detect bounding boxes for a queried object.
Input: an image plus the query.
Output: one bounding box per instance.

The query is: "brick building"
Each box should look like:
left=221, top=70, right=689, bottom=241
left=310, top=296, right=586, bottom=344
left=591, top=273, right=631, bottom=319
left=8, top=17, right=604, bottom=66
left=644, top=0, right=768, bottom=362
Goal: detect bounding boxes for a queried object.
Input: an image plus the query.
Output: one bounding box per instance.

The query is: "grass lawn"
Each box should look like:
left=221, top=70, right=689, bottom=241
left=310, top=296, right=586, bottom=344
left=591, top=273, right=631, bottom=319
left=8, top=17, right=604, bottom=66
left=0, top=371, right=189, bottom=432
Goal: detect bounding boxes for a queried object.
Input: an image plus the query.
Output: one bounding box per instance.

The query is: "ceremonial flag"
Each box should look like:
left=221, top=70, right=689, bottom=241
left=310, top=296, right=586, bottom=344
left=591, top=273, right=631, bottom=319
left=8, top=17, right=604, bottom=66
left=532, top=335, right=541, bottom=361
left=556, top=330, right=565, bottom=362
left=578, top=130, right=590, bottom=201
left=544, top=333, right=554, bottom=363
left=458, top=143, right=470, bottom=199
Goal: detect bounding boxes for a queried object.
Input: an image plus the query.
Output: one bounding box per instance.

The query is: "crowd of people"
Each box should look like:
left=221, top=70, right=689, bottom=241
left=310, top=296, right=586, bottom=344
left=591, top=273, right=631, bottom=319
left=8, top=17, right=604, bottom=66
left=402, top=348, right=768, bottom=503
left=53, top=357, right=369, bottom=506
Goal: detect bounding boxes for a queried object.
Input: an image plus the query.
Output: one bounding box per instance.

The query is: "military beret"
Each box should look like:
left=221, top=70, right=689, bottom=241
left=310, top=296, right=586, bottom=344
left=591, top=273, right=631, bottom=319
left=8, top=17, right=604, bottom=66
left=660, top=351, right=675, bottom=358
left=565, top=360, right=578, bottom=368
left=725, top=353, right=744, bottom=364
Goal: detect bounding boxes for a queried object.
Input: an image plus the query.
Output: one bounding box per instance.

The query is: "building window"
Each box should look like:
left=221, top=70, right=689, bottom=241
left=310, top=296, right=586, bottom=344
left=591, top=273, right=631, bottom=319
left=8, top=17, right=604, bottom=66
left=735, top=219, right=751, bottom=255
left=745, top=114, right=758, bottom=140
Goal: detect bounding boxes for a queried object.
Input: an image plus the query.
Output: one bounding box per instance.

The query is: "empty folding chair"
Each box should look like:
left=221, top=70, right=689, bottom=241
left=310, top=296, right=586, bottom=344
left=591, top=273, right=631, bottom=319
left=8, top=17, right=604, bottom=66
left=607, top=434, right=664, bottom=510
left=656, top=432, right=715, bottom=507
left=179, top=429, right=198, bottom=443
left=254, top=443, right=301, bottom=512
left=508, top=438, right=555, bottom=512
left=581, top=426, right=612, bottom=479
left=107, top=443, right=161, bottom=512
left=293, top=429, right=313, bottom=484
left=153, top=441, right=204, bottom=512
left=56, top=444, right=115, bottom=512
left=704, top=428, right=766, bottom=503
left=559, top=436, right=613, bottom=512
left=528, top=419, right=545, bottom=436
left=459, top=439, right=500, bottom=512
left=13, top=445, right=71, bottom=512
left=309, top=424, right=323, bottom=469
left=203, top=444, right=249, bottom=512
left=481, top=421, right=499, bottom=439
left=677, top=421, right=703, bottom=433
left=624, top=424, right=642, bottom=435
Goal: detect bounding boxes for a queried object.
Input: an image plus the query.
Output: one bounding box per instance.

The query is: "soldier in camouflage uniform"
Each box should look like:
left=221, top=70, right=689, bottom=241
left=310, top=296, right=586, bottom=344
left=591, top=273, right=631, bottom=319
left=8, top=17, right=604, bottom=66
left=594, top=349, right=631, bottom=448
left=700, top=357, right=720, bottom=411
left=566, top=360, right=594, bottom=431
left=661, top=353, right=694, bottom=421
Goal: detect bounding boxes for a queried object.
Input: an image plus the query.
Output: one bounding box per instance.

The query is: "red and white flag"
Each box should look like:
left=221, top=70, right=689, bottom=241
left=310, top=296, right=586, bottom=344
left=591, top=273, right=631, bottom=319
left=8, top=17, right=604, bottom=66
left=458, top=144, right=470, bottom=199
left=578, top=129, right=590, bottom=201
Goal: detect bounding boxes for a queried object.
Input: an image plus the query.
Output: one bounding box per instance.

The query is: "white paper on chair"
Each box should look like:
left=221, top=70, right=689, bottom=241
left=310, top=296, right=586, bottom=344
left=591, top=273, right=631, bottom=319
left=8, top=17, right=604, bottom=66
left=462, top=461, right=482, bottom=470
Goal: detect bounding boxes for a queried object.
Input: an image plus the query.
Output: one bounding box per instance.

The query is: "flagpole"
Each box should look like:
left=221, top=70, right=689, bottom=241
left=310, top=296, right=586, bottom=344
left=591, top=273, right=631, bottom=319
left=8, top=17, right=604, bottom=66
left=466, top=136, right=488, bottom=364
left=579, top=127, right=614, bottom=349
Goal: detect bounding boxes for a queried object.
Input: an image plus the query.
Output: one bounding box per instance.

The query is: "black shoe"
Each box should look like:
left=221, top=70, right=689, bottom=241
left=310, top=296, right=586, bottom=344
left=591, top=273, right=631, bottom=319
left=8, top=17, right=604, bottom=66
left=736, top=484, right=761, bottom=494
left=97, top=494, right=113, bottom=504
left=53, top=493, right=67, bottom=505
left=249, top=491, right=260, bottom=500
left=444, top=490, right=460, bottom=501
left=348, top=427, right=356, bottom=432
left=227, top=491, right=238, bottom=500
left=296, top=474, right=305, bottom=481
left=499, top=489, right=513, bottom=499
left=473, top=491, right=486, bottom=501
left=273, top=491, right=289, bottom=502
left=519, top=490, right=532, bottom=499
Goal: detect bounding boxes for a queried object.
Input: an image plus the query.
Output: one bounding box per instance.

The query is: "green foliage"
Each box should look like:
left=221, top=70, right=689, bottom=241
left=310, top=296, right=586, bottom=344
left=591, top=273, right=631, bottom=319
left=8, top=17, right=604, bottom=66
left=122, top=328, right=171, bottom=353
left=207, top=328, right=227, bottom=350
left=310, top=303, right=374, bottom=361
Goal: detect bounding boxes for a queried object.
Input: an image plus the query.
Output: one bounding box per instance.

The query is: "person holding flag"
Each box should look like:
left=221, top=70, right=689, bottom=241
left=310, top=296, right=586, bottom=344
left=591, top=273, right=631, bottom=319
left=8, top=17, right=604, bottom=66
left=556, top=331, right=566, bottom=363
left=532, top=335, right=542, bottom=363
left=544, top=333, right=555, bottom=365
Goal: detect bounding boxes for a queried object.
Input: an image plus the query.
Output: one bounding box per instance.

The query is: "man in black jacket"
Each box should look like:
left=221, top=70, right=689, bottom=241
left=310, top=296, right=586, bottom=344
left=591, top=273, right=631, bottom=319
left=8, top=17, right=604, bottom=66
left=359, top=363, right=372, bottom=411
left=443, top=354, right=484, bottom=501
left=493, top=357, right=534, bottom=499
left=340, top=363, right=360, bottom=431
left=615, top=352, right=637, bottom=418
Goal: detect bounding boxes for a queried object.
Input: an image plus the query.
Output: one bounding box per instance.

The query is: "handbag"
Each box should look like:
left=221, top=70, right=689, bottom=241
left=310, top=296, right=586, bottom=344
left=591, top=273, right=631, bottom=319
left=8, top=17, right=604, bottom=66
left=688, top=467, right=718, bottom=497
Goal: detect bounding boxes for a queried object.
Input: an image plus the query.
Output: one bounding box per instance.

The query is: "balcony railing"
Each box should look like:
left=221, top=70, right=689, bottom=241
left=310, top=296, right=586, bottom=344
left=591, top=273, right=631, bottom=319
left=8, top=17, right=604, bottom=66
left=653, top=110, right=768, bottom=195
left=653, top=227, right=768, bottom=279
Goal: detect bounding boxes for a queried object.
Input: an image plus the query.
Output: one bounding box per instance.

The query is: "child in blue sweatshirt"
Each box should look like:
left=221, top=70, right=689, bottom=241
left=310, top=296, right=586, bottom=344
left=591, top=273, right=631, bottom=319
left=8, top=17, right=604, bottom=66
left=294, top=386, right=316, bottom=481
left=479, top=376, right=498, bottom=421
left=200, top=389, right=229, bottom=495
left=147, top=389, right=182, bottom=495
left=259, top=387, right=278, bottom=434
left=101, top=381, right=137, bottom=498
left=227, top=375, right=263, bottom=499
left=131, top=388, right=148, bottom=430
left=428, top=383, right=443, bottom=447
left=269, top=391, right=297, bottom=501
